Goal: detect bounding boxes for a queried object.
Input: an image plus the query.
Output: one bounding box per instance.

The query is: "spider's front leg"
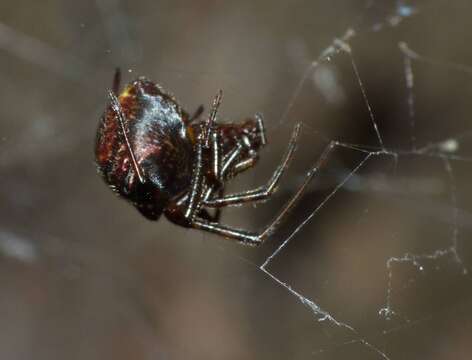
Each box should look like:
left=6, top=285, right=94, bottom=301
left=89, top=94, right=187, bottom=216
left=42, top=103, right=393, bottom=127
left=112, top=68, right=121, bottom=96
left=170, top=90, right=223, bottom=224
left=165, top=91, right=224, bottom=227
left=189, top=105, right=205, bottom=123
left=198, top=130, right=224, bottom=222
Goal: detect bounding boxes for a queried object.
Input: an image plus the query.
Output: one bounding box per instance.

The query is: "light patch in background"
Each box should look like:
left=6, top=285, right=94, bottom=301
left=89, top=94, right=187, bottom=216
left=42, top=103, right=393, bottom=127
left=313, top=64, right=346, bottom=105
left=0, top=231, right=37, bottom=263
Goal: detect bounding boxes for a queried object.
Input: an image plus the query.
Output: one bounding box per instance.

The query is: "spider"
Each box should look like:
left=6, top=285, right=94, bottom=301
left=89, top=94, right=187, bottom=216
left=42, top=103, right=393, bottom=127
left=95, top=69, right=333, bottom=246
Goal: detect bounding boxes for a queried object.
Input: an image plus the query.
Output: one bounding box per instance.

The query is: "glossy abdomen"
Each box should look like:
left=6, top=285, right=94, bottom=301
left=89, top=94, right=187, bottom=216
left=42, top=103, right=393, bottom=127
left=95, top=78, right=194, bottom=215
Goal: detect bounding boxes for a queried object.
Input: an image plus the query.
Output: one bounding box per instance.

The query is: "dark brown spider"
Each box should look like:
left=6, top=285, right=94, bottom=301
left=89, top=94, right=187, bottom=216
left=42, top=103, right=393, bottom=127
left=95, top=69, right=327, bottom=246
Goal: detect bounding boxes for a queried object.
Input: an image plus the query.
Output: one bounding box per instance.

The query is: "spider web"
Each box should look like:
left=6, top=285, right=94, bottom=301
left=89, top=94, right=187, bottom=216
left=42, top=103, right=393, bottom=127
left=250, top=2, right=472, bottom=359
left=0, top=1, right=472, bottom=359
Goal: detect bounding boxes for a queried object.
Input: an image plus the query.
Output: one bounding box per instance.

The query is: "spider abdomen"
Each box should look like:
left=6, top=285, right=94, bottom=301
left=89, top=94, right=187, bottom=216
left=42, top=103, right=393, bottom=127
left=95, top=77, right=195, bottom=219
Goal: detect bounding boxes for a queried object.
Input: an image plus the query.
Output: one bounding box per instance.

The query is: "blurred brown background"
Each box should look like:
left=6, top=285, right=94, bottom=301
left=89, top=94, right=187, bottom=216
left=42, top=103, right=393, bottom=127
left=1, top=1, right=472, bottom=359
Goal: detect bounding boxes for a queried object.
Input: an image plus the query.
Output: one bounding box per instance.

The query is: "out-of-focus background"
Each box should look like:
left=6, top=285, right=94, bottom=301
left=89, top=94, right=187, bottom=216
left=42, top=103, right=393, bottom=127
left=1, top=1, right=472, bottom=359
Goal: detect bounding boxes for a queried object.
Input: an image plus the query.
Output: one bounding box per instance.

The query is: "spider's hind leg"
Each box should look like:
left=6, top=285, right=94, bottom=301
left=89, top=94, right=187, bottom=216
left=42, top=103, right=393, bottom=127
left=190, top=137, right=337, bottom=246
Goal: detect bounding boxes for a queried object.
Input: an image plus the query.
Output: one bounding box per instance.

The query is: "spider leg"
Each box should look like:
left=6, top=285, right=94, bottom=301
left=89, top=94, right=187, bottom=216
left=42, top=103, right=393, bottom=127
left=220, top=143, right=244, bottom=177
left=192, top=218, right=259, bottom=244
left=174, top=94, right=271, bottom=227
left=200, top=131, right=224, bottom=222
left=204, top=123, right=301, bottom=208
left=189, top=105, right=204, bottom=122
left=210, top=131, right=221, bottom=182
left=219, top=141, right=260, bottom=179
left=198, top=188, right=224, bottom=222
left=221, top=112, right=266, bottom=177
left=108, top=91, right=145, bottom=184
left=255, top=113, right=267, bottom=147
left=190, top=140, right=337, bottom=246
left=203, top=90, right=222, bottom=147
left=183, top=134, right=205, bottom=220
left=201, top=137, right=251, bottom=205
left=195, top=130, right=256, bottom=222
left=201, top=119, right=267, bottom=207
left=204, top=112, right=267, bottom=185
left=172, top=120, right=247, bottom=224
left=183, top=91, right=223, bottom=221
left=112, top=67, right=121, bottom=96
left=232, top=157, right=257, bottom=175
left=171, top=131, right=227, bottom=217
